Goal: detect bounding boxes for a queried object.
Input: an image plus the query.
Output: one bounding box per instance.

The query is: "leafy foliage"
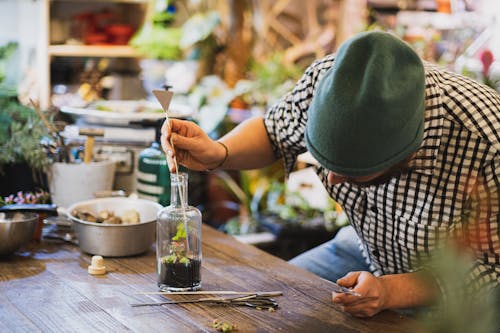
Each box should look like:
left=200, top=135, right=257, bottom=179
left=417, top=245, right=498, bottom=333
left=172, top=222, right=187, bottom=241
left=130, top=25, right=183, bottom=60
left=214, top=168, right=343, bottom=235
left=0, top=42, right=17, bottom=85
left=179, top=11, right=221, bottom=49
left=246, top=53, right=303, bottom=107
left=0, top=95, right=51, bottom=173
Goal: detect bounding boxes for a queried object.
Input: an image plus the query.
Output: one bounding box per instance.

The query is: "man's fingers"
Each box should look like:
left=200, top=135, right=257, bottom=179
left=166, top=151, right=177, bottom=173
left=341, top=303, right=379, bottom=318
left=332, top=292, right=366, bottom=306
left=160, top=133, right=173, bottom=155
left=170, top=133, right=197, bottom=150
left=337, top=271, right=361, bottom=287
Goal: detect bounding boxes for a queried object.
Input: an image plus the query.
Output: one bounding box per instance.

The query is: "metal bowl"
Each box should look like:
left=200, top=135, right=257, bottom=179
left=67, top=198, right=163, bottom=257
left=0, top=212, right=38, bottom=256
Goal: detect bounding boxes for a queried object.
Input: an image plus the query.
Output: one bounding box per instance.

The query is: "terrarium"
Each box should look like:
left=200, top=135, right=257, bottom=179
left=157, top=172, right=202, bottom=291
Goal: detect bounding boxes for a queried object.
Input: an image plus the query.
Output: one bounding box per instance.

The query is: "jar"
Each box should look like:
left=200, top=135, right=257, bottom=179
left=157, top=172, right=202, bottom=291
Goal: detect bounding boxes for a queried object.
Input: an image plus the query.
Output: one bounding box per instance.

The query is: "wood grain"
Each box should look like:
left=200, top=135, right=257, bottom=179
left=0, top=225, right=416, bottom=332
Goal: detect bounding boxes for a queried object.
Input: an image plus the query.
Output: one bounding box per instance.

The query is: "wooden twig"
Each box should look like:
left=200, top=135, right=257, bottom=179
left=29, top=98, right=57, bottom=134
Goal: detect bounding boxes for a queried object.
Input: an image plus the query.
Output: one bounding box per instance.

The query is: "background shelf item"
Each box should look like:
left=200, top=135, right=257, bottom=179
left=39, top=0, right=148, bottom=109
left=48, top=45, right=140, bottom=58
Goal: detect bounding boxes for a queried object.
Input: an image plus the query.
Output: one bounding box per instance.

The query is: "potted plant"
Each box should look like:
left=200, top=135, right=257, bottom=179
left=213, top=167, right=348, bottom=259
left=0, top=41, right=55, bottom=195
left=0, top=93, right=54, bottom=196
left=211, top=169, right=266, bottom=236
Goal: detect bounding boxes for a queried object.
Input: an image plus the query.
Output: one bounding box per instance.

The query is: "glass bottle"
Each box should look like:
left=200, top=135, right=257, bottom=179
left=157, top=172, right=202, bottom=291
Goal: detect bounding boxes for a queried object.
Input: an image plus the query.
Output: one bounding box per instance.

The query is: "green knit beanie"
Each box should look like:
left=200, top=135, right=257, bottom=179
left=305, top=31, right=425, bottom=177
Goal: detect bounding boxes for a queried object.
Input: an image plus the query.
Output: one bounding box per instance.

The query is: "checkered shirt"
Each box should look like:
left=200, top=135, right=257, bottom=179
left=264, top=55, right=500, bottom=294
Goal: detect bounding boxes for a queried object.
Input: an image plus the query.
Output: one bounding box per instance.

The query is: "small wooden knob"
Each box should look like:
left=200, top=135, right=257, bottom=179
left=88, top=255, right=106, bottom=275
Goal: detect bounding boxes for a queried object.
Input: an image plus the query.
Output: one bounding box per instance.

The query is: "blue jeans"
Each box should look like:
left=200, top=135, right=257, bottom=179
left=289, top=225, right=370, bottom=282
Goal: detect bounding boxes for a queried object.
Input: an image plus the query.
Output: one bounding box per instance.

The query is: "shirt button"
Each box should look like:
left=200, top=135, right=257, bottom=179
left=372, top=249, right=380, bottom=257
left=370, top=206, right=378, bottom=214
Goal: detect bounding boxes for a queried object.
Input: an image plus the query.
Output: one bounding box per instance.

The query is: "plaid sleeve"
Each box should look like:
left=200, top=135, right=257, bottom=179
left=263, top=55, right=335, bottom=175
left=463, top=151, right=500, bottom=293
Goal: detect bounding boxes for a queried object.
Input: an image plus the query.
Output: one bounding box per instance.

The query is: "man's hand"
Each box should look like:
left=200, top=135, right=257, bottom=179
left=160, top=119, right=226, bottom=172
left=332, top=271, right=388, bottom=318
left=332, top=271, right=439, bottom=318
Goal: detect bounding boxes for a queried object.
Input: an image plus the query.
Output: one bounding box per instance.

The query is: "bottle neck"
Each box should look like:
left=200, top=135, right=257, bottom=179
left=170, top=172, right=188, bottom=207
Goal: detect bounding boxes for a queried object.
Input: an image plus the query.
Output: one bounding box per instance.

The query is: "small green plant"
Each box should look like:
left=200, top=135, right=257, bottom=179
left=161, top=223, right=190, bottom=264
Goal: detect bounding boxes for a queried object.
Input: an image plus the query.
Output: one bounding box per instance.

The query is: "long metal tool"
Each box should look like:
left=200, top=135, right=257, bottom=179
left=130, top=293, right=280, bottom=310
left=135, top=290, right=283, bottom=296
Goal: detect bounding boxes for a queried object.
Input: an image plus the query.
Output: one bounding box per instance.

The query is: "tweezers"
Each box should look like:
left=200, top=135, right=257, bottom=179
left=131, top=294, right=279, bottom=310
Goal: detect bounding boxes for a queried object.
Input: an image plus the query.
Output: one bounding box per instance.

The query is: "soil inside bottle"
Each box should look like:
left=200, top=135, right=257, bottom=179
left=158, top=258, right=201, bottom=291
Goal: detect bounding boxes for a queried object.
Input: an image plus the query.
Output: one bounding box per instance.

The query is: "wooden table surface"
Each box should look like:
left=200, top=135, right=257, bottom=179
left=0, top=224, right=416, bottom=332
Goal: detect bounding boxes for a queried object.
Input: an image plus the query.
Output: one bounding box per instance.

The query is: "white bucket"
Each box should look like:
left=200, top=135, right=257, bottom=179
left=48, top=160, right=116, bottom=208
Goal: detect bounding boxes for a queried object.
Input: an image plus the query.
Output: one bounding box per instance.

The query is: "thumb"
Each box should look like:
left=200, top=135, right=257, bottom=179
left=337, top=271, right=361, bottom=287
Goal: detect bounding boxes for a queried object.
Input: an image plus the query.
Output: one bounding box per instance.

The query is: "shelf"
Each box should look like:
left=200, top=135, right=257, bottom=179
left=48, top=44, right=141, bottom=57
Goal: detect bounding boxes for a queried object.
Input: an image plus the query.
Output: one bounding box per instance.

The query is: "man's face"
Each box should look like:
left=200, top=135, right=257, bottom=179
left=327, top=156, right=413, bottom=187
left=327, top=170, right=390, bottom=187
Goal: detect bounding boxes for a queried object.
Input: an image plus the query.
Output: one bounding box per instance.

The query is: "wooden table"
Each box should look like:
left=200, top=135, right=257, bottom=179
left=0, top=224, right=415, bottom=332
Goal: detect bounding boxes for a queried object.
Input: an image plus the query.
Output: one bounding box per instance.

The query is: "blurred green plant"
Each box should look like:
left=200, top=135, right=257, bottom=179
left=245, top=53, right=303, bottom=107
left=0, top=42, right=17, bottom=96
left=416, top=245, right=498, bottom=333
left=129, top=0, right=182, bottom=60
left=130, top=25, right=183, bottom=60
left=214, top=167, right=344, bottom=235
left=0, top=94, right=51, bottom=174
left=190, top=75, right=253, bottom=135
left=179, top=9, right=222, bottom=78
left=179, top=10, right=220, bottom=50
left=263, top=180, right=343, bottom=232
left=213, top=169, right=265, bottom=235
left=0, top=42, right=17, bottom=85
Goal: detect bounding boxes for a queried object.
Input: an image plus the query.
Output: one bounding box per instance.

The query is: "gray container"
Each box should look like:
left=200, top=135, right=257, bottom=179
left=0, top=212, right=37, bottom=256
left=67, top=197, right=162, bottom=257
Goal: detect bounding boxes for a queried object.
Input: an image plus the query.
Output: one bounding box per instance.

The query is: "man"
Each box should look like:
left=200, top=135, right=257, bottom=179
left=161, top=31, right=499, bottom=317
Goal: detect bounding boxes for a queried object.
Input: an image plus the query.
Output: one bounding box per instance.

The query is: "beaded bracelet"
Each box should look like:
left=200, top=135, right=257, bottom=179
left=207, top=141, right=229, bottom=171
